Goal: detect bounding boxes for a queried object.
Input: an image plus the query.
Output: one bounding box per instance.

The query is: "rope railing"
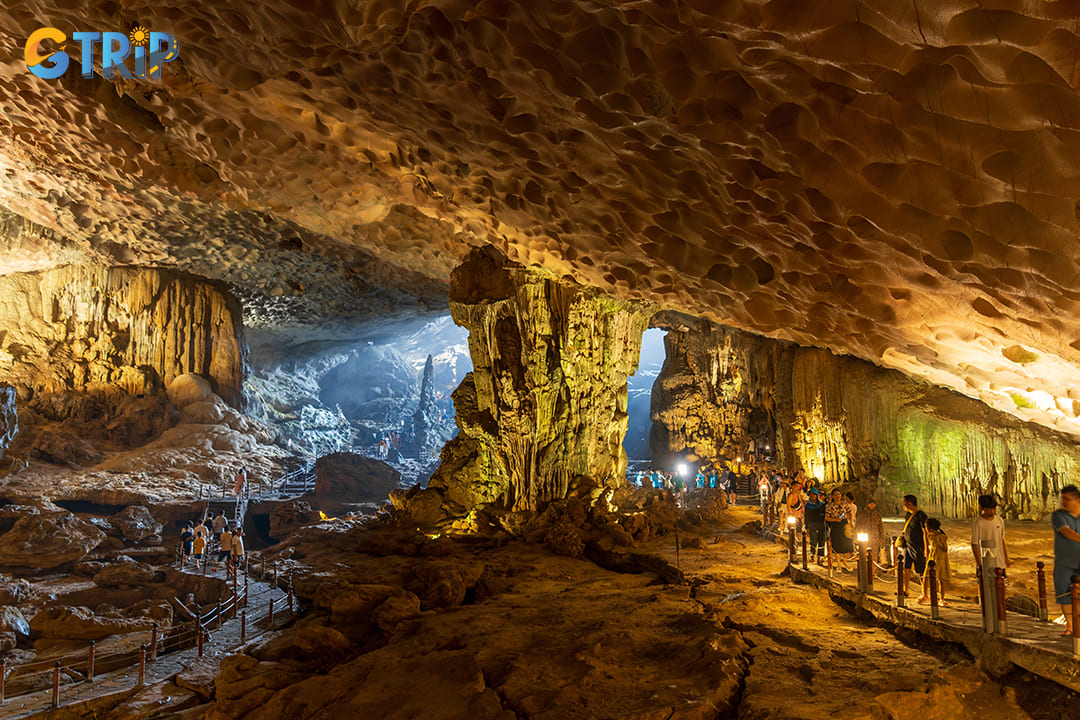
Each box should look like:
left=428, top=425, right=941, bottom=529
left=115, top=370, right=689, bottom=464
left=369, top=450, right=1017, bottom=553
left=0, top=562, right=299, bottom=710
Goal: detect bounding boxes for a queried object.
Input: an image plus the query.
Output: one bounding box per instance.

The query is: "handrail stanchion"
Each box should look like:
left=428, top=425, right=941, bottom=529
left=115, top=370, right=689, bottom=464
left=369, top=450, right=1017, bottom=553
left=241, top=611, right=247, bottom=645
left=801, top=529, right=808, bottom=571
left=1036, top=562, right=1049, bottom=621
left=138, top=645, right=146, bottom=686
left=52, top=661, right=60, bottom=708
left=994, top=568, right=1008, bottom=636
left=1072, top=576, right=1080, bottom=655
left=928, top=560, right=939, bottom=619
left=896, top=555, right=905, bottom=607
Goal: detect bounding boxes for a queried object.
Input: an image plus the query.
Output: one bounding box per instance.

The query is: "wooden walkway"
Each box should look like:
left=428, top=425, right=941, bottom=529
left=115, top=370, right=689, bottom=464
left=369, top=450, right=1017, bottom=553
left=0, top=560, right=296, bottom=719
left=783, top=552, right=1080, bottom=693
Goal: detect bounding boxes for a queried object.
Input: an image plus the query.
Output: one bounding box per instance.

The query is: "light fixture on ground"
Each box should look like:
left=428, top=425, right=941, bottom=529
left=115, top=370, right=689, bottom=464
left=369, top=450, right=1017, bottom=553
left=786, top=515, right=797, bottom=570
left=856, top=531, right=870, bottom=592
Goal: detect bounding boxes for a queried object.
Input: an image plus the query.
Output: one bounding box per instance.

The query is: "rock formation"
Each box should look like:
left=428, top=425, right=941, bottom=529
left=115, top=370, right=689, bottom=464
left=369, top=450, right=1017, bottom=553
left=0, top=265, right=246, bottom=409
left=650, top=315, right=1080, bottom=520
left=408, top=355, right=441, bottom=458
left=409, top=247, right=653, bottom=520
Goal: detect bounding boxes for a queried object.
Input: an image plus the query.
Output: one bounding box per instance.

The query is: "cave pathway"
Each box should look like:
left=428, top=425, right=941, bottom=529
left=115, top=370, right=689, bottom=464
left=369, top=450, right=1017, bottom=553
left=0, top=562, right=296, bottom=719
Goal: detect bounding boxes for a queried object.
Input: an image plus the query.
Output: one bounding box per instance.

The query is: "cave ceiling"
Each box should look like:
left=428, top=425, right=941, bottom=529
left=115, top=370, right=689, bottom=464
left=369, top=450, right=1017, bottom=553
left=2, top=1, right=1080, bottom=435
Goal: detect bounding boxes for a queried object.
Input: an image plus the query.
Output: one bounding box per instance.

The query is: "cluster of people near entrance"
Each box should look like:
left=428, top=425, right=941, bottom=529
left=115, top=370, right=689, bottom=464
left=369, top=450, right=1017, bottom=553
left=761, top=470, right=1080, bottom=632
left=179, top=510, right=245, bottom=573
left=636, top=464, right=738, bottom=505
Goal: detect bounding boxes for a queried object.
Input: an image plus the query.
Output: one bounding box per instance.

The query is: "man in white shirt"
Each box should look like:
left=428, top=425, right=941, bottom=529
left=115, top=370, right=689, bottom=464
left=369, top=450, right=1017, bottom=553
left=970, top=494, right=1010, bottom=568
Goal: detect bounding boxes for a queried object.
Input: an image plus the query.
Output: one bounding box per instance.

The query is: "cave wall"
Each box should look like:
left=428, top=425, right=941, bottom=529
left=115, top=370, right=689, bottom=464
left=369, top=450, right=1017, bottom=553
left=426, top=247, right=654, bottom=515
left=651, top=317, right=1080, bottom=520
left=0, top=265, right=248, bottom=409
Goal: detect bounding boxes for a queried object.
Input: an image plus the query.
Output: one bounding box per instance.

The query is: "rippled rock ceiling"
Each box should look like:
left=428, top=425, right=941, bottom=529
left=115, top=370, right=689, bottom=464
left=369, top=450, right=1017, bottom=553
left=2, top=1, right=1080, bottom=436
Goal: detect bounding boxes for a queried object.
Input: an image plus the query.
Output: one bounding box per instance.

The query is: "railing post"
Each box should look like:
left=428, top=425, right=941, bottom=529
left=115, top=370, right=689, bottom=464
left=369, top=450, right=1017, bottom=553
left=216, top=598, right=223, bottom=630
left=1072, top=576, right=1080, bottom=655
left=245, top=570, right=249, bottom=607
left=865, top=540, right=874, bottom=592
left=274, top=562, right=278, bottom=588
left=1036, top=561, right=1048, bottom=621
left=928, top=560, right=939, bottom=619
left=88, top=641, right=95, bottom=682
left=138, top=645, right=146, bottom=686
left=994, top=567, right=1008, bottom=636
left=151, top=622, right=159, bottom=661
left=241, top=611, right=247, bottom=644
left=198, top=626, right=204, bottom=658
left=52, top=661, right=60, bottom=708
left=896, top=557, right=905, bottom=607
left=801, top=530, right=808, bottom=571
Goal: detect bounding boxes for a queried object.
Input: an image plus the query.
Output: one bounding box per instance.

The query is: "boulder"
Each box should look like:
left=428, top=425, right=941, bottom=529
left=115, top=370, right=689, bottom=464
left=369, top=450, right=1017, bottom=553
left=111, top=505, right=163, bottom=543
left=93, top=559, right=160, bottom=588
left=0, top=513, right=106, bottom=568
left=176, top=657, right=218, bottom=700
left=29, top=605, right=156, bottom=640
left=0, top=632, right=14, bottom=652
left=269, top=500, right=324, bottom=540
left=167, top=373, right=214, bottom=408
left=314, top=453, right=400, bottom=503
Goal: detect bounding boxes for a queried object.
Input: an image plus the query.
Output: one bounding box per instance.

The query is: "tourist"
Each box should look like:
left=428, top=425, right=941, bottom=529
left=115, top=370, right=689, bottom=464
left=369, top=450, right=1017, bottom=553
left=192, top=526, right=207, bottom=568
left=786, top=480, right=806, bottom=533
left=231, top=527, right=245, bottom=568
left=825, top=489, right=852, bottom=571
left=211, top=511, right=227, bottom=545
left=758, top=472, right=771, bottom=513
left=969, top=494, right=1009, bottom=569
left=919, top=518, right=950, bottom=606
left=180, top=521, right=194, bottom=567
left=804, top=487, right=828, bottom=564
left=216, top=522, right=233, bottom=572
left=898, top=495, right=928, bottom=592
left=858, top=498, right=884, bottom=565
left=1052, top=485, right=1080, bottom=634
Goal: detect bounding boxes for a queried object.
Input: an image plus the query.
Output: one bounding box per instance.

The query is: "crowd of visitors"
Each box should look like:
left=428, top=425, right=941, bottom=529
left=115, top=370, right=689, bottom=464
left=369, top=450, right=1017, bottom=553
left=179, top=510, right=245, bottom=573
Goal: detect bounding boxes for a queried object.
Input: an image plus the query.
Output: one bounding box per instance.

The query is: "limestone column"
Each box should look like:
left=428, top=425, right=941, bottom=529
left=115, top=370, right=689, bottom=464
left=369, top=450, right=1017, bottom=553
left=427, top=246, right=654, bottom=514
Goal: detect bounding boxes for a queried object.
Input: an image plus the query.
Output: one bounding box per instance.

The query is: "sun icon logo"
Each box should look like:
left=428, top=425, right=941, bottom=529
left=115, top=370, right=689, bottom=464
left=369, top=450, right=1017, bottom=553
left=129, top=26, right=149, bottom=47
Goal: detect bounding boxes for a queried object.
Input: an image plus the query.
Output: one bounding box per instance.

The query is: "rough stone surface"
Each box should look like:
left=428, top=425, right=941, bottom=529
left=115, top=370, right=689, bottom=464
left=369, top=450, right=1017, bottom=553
left=29, top=605, right=158, bottom=640
left=268, top=500, right=325, bottom=541
left=93, top=558, right=161, bottom=588
left=651, top=314, right=1080, bottom=519
left=0, top=513, right=106, bottom=568
left=423, top=247, right=654, bottom=518
left=111, top=505, right=164, bottom=544
left=313, top=453, right=401, bottom=505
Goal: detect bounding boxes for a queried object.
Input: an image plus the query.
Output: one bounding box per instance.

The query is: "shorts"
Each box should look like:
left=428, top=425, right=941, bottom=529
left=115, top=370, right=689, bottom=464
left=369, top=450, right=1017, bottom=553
left=183, top=543, right=193, bottom=555
left=194, top=553, right=203, bottom=559
left=218, top=550, right=230, bottom=562
left=1053, top=564, right=1080, bottom=604
left=903, top=548, right=926, bottom=574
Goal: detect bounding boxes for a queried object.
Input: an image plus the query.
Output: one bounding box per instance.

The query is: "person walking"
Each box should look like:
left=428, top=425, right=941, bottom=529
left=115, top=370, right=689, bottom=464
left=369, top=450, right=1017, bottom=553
left=825, top=489, right=853, bottom=570
left=858, top=498, right=884, bottom=566
left=180, top=521, right=194, bottom=568
left=192, top=526, right=207, bottom=570
left=804, top=488, right=828, bottom=564
left=1052, top=485, right=1080, bottom=634
left=898, top=495, right=928, bottom=593
left=231, top=527, right=245, bottom=569
left=211, top=511, right=227, bottom=545
left=215, top=522, right=233, bottom=572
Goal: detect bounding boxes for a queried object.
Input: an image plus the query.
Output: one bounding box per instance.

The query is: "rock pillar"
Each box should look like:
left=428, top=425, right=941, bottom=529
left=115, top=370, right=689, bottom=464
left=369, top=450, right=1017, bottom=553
left=427, top=247, right=654, bottom=515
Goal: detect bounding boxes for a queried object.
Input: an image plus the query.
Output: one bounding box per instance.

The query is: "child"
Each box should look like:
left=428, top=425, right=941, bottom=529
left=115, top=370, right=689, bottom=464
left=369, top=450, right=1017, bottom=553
left=919, top=517, right=951, bottom=606
left=180, top=521, right=194, bottom=568
left=193, top=527, right=206, bottom=569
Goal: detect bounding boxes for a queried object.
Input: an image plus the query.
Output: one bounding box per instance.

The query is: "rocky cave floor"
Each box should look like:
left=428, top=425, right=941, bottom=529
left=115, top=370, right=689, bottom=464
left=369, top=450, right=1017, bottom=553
left=0, top=491, right=1076, bottom=719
